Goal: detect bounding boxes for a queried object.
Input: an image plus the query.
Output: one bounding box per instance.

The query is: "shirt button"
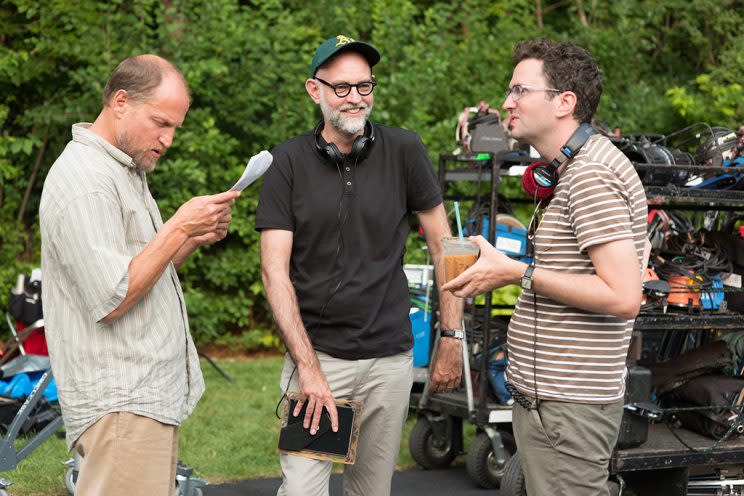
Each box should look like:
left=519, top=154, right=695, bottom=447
left=347, top=181, right=352, bottom=186
left=345, top=167, right=350, bottom=171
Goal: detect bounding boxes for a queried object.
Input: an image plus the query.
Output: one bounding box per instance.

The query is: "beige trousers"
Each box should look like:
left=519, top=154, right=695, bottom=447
left=73, top=412, right=179, bottom=496
left=277, top=350, right=413, bottom=496
left=512, top=399, right=624, bottom=496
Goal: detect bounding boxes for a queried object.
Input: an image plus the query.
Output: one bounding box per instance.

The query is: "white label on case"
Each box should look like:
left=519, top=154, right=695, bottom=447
left=723, top=273, right=742, bottom=288
left=496, top=237, right=523, bottom=254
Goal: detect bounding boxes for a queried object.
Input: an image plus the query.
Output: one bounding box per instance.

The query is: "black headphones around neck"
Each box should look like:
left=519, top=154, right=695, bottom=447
left=314, top=120, right=376, bottom=167
left=529, top=123, right=598, bottom=189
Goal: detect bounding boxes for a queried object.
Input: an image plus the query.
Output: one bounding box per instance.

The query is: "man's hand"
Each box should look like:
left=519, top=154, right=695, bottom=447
left=429, top=337, right=463, bottom=392
left=294, top=365, right=339, bottom=435
left=173, top=190, right=240, bottom=239
left=190, top=220, right=230, bottom=246
left=442, top=236, right=525, bottom=298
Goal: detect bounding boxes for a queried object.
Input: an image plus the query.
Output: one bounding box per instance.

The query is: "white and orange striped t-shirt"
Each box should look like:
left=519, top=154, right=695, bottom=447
left=506, top=134, right=647, bottom=404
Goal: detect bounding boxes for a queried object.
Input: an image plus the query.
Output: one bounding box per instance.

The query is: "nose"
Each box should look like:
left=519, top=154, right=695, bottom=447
left=502, top=94, right=516, bottom=111
left=159, top=129, right=175, bottom=149
left=345, top=88, right=363, bottom=104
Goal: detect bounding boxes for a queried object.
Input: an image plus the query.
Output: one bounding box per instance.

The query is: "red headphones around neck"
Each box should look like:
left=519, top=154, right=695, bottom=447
left=521, top=123, right=598, bottom=200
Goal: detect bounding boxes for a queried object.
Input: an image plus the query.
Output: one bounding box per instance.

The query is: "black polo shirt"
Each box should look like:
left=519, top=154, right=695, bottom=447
left=255, top=123, right=442, bottom=360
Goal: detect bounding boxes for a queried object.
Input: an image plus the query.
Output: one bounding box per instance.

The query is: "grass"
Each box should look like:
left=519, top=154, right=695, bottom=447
left=4, top=356, right=474, bottom=495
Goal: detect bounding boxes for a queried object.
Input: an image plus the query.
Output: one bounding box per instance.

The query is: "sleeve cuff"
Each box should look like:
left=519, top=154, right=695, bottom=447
left=411, top=193, right=442, bottom=213
left=578, top=232, right=634, bottom=253
left=91, top=265, right=130, bottom=322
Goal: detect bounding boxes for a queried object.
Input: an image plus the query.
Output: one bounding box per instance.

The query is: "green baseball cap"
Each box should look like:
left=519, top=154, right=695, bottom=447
left=309, top=35, right=381, bottom=77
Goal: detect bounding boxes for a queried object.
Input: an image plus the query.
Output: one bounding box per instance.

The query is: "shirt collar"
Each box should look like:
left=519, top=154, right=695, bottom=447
left=71, top=123, right=138, bottom=170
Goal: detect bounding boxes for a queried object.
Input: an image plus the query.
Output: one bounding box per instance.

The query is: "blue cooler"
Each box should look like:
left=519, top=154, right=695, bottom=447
left=467, top=214, right=530, bottom=262
left=410, top=308, right=431, bottom=367
left=494, top=222, right=528, bottom=259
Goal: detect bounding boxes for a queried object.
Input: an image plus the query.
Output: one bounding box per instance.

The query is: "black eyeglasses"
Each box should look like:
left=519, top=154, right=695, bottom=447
left=504, top=84, right=561, bottom=102
left=315, top=77, right=377, bottom=97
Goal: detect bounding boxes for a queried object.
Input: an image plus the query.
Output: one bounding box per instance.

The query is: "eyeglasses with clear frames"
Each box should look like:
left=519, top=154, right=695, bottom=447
left=504, top=84, right=561, bottom=102
left=315, top=77, right=377, bottom=98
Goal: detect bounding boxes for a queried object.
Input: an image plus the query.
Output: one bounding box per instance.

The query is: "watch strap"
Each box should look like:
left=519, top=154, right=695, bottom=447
left=440, top=329, right=465, bottom=340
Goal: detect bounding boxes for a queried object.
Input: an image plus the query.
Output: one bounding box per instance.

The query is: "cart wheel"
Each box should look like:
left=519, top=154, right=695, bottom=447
left=466, top=430, right=516, bottom=489
left=65, top=467, right=78, bottom=495
left=500, top=450, right=526, bottom=496
left=409, top=416, right=457, bottom=469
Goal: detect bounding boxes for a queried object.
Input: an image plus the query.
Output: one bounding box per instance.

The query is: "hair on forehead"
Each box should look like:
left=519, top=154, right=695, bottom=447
left=102, top=54, right=190, bottom=107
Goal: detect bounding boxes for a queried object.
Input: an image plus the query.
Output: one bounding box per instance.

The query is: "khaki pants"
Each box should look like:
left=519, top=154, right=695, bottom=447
left=277, top=351, right=413, bottom=496
left=73, top=412, right=179, bottom=496
left=512, top=399, right=623, bottom=496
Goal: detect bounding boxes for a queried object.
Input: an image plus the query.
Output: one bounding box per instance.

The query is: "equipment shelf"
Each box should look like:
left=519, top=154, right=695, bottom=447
left=412, top=148, right=744, bottom=494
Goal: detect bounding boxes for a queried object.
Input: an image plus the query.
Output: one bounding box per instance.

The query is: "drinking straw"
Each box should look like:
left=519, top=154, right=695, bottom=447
left=454, top=201, right=464, bottom=240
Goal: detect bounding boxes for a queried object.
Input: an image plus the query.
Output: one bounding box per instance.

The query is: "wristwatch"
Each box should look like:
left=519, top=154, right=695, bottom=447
left=440, top=329, right=465, bottom=340
left=521, top=264, right=536, bottom=291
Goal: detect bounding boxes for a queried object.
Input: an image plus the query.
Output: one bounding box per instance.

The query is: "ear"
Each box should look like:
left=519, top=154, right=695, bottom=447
left=110, top=89, right=130, bottom=117
left=554, top=91, right=577, bottom=119
left=305, top=79, right=321, bottom=104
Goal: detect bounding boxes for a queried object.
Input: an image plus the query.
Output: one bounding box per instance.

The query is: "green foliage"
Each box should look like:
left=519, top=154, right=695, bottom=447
left=1, top=0, right=741, bottom=350
left=667, top=75, right=744, bottom=127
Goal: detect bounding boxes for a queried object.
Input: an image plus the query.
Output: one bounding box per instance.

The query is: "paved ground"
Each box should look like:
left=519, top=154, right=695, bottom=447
left=201, top=464, right=496, bottom=495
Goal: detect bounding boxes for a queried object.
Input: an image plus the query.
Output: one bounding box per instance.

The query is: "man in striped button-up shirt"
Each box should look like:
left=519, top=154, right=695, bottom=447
left=40, top=55, right=239, bottom=496
left=443, top=39, right=648, bottom=496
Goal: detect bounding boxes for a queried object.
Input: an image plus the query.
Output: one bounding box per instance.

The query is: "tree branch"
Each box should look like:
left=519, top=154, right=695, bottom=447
left=543, top=0, right=573, bottom=14
left=536, top=0, right=543, bottom=31
left=589, top=0, right=597, bottom=25
left=17, top=137, right=48, bottom=225
left=576, top=0, right=589, bottom=27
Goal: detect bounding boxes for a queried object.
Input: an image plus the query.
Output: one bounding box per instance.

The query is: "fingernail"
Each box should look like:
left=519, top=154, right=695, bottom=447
left=310, top=428, right=316, bottom=435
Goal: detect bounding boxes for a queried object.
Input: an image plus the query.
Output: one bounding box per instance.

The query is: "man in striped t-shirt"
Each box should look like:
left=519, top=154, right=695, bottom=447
left=443, top=39, right=647, bottom=495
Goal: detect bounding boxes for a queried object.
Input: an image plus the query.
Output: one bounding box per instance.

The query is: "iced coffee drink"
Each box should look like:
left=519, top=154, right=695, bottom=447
left=443, top=237, right=480, bottom=282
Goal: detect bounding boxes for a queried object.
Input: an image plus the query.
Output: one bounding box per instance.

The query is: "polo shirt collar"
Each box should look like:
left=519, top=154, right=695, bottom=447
left=72, top=123, right=138, bottom=170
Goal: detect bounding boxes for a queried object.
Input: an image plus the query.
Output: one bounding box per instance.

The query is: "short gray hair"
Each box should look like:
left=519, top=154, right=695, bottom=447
left=102, top=54, right=189, bottom=106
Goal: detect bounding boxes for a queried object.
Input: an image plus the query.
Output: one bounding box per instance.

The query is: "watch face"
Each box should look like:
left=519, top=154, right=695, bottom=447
left=521, top=265, right=535, bottom=290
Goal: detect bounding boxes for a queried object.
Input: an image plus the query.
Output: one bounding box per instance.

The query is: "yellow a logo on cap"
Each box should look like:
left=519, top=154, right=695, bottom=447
left=335, top=35, right=355, bottom=46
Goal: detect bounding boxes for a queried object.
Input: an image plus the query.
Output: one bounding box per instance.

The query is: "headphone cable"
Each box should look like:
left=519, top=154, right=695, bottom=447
left=275, top=149, right=361, bottom=418
left=531, top=190, right=540, bottom=410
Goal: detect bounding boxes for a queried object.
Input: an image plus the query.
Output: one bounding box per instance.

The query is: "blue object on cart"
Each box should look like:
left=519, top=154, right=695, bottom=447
left=410, top=308, right=431, bottom=367
left=700, top=276, right=725, bottom=310
left=0, top=372, right=58, bottom=402
left=466, top=215, right=531, bottom=262
left=494, top=223, right=528, bottom=259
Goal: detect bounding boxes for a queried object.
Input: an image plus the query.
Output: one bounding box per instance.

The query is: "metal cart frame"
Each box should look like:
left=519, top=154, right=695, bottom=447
left=409, top=152, right=531, bottom=488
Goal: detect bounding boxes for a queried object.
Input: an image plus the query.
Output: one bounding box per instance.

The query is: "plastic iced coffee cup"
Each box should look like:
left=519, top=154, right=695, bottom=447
left=443, top=237, right=480, bottom=282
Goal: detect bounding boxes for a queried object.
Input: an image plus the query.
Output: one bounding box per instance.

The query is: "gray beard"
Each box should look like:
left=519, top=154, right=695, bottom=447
left=319, top=92, right=372, bottom=137
left=118, top=131, right=158, bottom=173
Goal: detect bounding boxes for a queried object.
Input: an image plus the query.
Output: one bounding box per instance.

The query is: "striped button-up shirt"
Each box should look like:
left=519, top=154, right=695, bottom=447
left=40, top=123, right=204, bottom=448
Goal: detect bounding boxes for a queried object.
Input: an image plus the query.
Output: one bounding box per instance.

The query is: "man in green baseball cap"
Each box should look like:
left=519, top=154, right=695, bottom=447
left=257, top=35, right=464, bottom=496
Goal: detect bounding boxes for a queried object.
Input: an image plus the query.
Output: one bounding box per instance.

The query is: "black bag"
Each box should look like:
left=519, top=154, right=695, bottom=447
left=469, top=114, right=508, bottom=155
left=0, top=396, right=59, bottom=435
left=8, top=276, right=43, bottom=326
left=617, top=365, right=653, bottom=449
left=662, top=374, right=744, bottom=440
